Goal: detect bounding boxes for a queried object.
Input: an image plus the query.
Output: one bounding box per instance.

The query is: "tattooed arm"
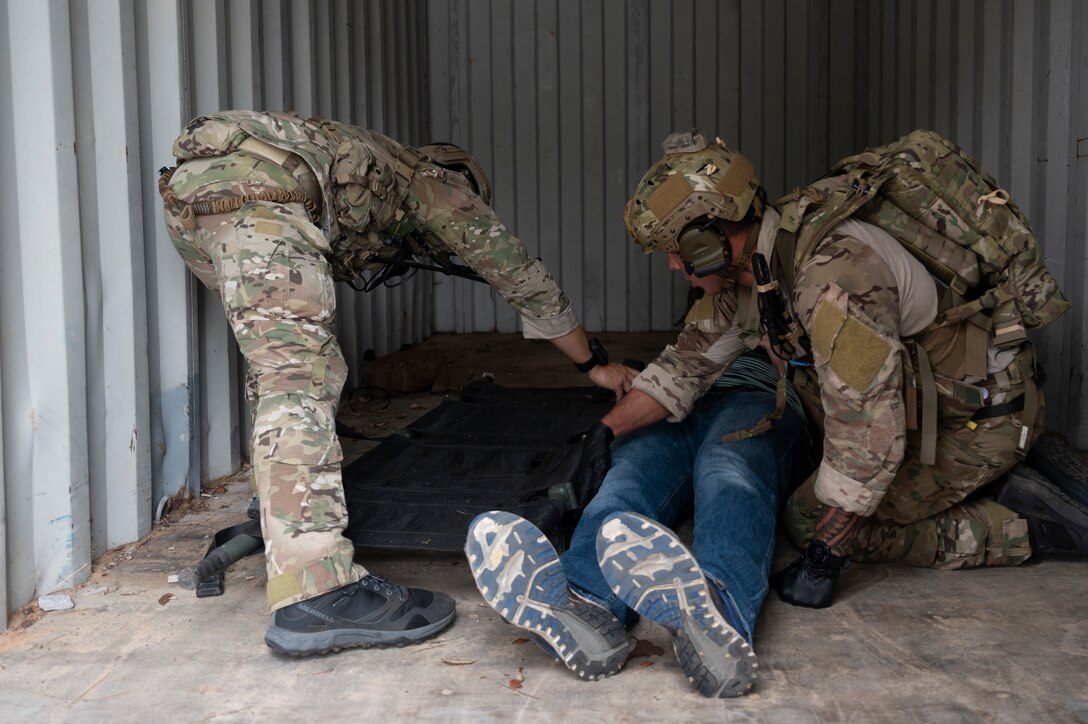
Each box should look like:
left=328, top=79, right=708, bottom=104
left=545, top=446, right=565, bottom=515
left=813, top=505, right=862, bottom=556
left=773, top=505, right=858, bottom=609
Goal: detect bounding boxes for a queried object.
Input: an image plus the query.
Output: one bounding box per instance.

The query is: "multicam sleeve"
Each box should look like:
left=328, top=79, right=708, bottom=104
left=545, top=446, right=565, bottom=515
left=418, top=173, right=578, bottom=340
left=451, top=226, right=578, bottom=340
left=795, top=232, right=908, bottom=517
left=630, top=292, right=746, bottom=421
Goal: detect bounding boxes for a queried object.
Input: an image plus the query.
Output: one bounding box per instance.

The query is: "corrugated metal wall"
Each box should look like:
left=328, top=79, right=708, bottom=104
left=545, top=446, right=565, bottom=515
left=427, top=0, right=848, bottom=335
left=0, top=0, right=430, bottom=627
left=2, top=0, right=1085, bottom=628
left=428, top=0, right=1087, bottom=441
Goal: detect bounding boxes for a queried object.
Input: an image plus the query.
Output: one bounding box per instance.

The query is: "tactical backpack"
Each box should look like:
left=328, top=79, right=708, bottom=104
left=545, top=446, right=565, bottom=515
left=747, top=130, right=1069, bottom=463
left=773, top=130, right=1069, bottom=353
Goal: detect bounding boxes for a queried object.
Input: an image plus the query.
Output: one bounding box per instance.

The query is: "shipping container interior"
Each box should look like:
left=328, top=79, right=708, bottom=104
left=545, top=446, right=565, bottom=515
left=0, top=0, right=1085, bottom=641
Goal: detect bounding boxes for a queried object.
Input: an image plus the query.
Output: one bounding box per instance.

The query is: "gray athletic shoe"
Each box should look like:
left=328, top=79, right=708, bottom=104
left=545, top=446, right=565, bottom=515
left=596, top=512, right=757, bottom=698
left=465, top=510, right=629, bottom=680
left=265, top=575, right=456, bottom=657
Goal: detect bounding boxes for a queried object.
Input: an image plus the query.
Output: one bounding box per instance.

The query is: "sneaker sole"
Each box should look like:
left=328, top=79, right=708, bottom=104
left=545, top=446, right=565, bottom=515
left=465, top=510, right=628, bottom=680
left=596, top=512, right=757, bottom=698
left=265, top=608, right=456, bottom=657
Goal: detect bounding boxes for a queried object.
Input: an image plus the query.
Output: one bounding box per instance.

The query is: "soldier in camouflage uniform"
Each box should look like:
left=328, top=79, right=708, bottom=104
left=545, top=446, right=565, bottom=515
left=608, top=128, right=1088, bottom=611
left=158, top=110, right=636, bottom=656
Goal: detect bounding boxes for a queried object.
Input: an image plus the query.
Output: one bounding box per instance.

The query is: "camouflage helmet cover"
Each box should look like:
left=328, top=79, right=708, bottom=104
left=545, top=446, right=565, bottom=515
left=417, top=142, right=493, bottom=206
left=623, top=129, right=760, bottom=254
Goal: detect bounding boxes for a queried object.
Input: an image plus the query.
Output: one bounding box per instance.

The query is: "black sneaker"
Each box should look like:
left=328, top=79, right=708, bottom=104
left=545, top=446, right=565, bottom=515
left=596, top=512, right=757, bottom=698
left=996, top=464, right=1088, bottom=556
left=265, top=576, right=456, bottom=656
left=465, top=511, right=629, bottom=680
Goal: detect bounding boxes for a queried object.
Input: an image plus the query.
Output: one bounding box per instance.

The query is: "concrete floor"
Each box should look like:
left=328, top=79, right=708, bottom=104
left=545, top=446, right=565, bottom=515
left=2, top=333, right=1087, bottom=723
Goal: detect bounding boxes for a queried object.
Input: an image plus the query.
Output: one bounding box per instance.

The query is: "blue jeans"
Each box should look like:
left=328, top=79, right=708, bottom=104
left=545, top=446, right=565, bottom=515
left=560, top=388, right=814, bottom=641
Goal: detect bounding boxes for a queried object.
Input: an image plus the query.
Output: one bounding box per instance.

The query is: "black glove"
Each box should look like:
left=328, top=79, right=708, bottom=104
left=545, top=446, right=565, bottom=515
left=575, top=421, right=615, bottom=507
left=773, top=540, right=850, bottom=609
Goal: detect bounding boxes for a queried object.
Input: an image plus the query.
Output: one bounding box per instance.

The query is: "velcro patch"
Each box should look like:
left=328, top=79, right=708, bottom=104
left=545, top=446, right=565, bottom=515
left=266, top=570, right=302, bottom=608
left=255, top=220, right=285, bottom=236
left=717, top=154, right=754, bottom=197
left=647, top=174, right=694, bottom=221
left=684, top=294, right=717, bottom=324
left=810, top=299, right=845, bottom=361
left=829, top=316, right=892, bottom=392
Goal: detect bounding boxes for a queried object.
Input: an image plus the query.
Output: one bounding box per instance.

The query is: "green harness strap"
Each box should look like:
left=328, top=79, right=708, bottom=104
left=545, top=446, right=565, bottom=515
left=915, top=343, right=939, bottom=466
left=721, top=370, right=789, bottom=444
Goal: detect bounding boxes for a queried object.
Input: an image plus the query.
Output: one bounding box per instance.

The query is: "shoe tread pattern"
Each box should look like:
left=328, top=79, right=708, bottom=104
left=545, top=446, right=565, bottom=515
left=596, top=512, right=757, bottom=697
left=466, top=510, right=626, bottom=680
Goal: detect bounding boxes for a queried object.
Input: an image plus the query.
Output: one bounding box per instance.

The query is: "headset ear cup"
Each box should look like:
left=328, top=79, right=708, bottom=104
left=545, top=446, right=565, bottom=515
left=677, top=222, right=731, bottom=277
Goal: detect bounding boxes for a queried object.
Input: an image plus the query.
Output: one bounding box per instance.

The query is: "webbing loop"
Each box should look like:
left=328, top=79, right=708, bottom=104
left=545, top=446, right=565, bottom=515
left=721, top=371, right=789, bottom=444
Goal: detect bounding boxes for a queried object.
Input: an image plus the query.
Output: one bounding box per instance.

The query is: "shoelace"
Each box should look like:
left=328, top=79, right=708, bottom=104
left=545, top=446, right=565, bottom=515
left=357, top=574, right=407, bottom=600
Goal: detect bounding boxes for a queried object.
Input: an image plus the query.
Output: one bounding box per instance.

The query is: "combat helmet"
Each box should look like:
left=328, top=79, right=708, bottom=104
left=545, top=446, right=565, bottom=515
left=418, top=142, right=492, bottom=206
left=624, top=129, right=761, bottom=264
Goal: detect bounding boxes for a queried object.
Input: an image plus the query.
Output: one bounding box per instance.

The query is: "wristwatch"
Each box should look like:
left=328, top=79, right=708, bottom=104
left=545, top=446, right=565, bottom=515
left=574, top=337, right=609, bottom=373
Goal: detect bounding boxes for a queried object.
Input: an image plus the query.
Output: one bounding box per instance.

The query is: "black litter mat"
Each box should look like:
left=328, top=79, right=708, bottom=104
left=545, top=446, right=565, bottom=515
left=342, top=380, right=613, bottom=553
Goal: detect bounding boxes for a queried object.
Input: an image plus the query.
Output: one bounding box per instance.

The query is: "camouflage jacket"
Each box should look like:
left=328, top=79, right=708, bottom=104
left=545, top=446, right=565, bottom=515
left=169, top=111, right=577, bottom=338
left=632, top=207, right=948, bottom=515
left=630, top=210, right=781, bottom=421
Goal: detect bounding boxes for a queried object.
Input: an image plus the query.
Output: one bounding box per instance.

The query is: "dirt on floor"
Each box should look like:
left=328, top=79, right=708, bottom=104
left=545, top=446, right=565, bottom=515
left=2, top=332, right=1087, bottom=723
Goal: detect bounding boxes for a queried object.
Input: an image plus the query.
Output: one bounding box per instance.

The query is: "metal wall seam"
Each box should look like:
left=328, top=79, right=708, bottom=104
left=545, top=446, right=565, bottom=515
left=1009, top=0, right=1037, bottom=223
left=6, top=0, right=92, bottom=605
left=557, top=0, right=586, bottom=330
left=190, top=0, right=242, bottom=484
left=1040, top=0, right=1077, bottom=441
left=137, top=0, right=199, bottom=512
left=1076, top=0, right=1088, bottom=448
left=827, top=0, right=855, bottom=161
left=260, top=0, right=288, bottom=109
left=0, top=0, right=17, bottom=630
left=74, top=0, right=153, bottom=557
left=229, top=0, right=262, bottom=109
left=646, top=1, right=675, bottom=331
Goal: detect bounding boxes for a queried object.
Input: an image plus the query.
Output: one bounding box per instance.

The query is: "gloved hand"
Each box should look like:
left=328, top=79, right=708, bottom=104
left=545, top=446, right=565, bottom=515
left=575, top=421, right=615, bottom=507
left=773, top=540, right=850, bottom=609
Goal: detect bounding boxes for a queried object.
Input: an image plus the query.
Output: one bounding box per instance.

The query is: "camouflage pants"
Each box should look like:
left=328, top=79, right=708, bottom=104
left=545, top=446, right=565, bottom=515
left=164, top=197, right=363, bottom=611
left=784, top=233, right=1041, bottom=569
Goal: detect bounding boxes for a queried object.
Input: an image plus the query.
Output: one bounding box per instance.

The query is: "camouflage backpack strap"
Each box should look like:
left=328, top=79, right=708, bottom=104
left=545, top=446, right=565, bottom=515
left=901, top=338, right=947, bottom=467
left=307, top=116, right=345, bottom=145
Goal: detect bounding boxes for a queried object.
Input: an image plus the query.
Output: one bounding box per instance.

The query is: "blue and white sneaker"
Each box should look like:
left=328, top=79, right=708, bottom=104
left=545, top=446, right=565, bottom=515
left=465, top=511, right=629, bottom=680
left=596, top=512, right=758, bottom=697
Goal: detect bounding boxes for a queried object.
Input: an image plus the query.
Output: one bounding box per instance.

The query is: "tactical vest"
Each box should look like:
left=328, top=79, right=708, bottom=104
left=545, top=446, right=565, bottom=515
left=160, top=110, right=422, bottom=282
left=734, top=130, right=1067, bottom=462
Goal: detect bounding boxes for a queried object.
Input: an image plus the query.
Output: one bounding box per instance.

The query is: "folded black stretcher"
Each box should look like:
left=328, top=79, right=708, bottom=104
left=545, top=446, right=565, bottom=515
left=186, top=380, right=610, bottom=596
left=341, top=380, right=613, bottom=553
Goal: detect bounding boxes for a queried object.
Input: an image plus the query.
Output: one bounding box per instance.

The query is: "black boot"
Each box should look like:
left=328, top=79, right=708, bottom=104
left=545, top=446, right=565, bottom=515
left=265, top=575, right=456, bottom=656
left=996, top=465, right=1088, bottom=557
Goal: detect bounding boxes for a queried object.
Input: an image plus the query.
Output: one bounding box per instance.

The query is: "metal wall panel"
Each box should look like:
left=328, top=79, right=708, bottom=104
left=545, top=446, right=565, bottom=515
left=428, top=0, right=842, bottom=332
left=428, top=0, right=1088, bottom=444
left=0, top=0, right=430, bottom=627
left=1, top=0, right=92, bottom=626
